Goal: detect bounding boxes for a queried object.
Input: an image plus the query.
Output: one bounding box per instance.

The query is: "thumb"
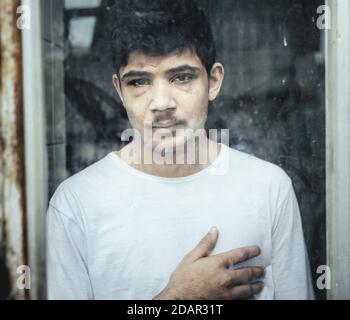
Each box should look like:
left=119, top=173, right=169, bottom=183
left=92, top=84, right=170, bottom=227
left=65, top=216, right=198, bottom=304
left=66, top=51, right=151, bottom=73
left=185, top=227, right=219, bottom=262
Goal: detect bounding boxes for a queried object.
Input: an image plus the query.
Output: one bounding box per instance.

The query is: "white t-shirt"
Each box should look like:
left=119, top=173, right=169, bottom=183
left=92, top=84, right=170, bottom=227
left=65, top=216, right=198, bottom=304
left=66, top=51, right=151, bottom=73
left=46, top=144, right=315, bottom=300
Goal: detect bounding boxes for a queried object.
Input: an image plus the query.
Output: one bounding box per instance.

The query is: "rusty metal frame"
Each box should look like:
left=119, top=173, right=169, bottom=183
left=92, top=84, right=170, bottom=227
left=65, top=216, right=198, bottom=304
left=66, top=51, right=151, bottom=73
left=0, top=0, right=28, bottom=300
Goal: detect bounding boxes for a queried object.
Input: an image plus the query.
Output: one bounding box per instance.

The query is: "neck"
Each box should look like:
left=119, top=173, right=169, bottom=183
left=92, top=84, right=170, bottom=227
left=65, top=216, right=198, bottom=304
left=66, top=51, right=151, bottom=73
left=117, top=137, right=222, bottom=178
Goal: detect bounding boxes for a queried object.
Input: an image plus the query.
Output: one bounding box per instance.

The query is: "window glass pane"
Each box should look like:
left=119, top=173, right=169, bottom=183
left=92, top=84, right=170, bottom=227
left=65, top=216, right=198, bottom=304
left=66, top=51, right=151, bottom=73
left=44, top=0, right=325, bottom=299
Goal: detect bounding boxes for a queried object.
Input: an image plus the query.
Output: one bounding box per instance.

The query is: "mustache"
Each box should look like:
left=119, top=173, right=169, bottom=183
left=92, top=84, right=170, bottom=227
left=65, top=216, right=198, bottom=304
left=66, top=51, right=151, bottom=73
left=144, top=113, right=187, bottom=128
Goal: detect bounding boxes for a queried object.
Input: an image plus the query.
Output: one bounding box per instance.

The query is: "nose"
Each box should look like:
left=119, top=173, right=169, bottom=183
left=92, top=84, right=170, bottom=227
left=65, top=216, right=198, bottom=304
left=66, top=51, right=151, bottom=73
left=149, top=80, right=176, bottom=112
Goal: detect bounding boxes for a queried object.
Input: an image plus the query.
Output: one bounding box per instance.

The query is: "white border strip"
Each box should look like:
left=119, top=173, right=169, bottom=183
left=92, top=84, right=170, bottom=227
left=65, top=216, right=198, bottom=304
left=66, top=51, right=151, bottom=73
left=326, top=0, right=350, bottom=300
left=22, top=0, right=47, bottom=300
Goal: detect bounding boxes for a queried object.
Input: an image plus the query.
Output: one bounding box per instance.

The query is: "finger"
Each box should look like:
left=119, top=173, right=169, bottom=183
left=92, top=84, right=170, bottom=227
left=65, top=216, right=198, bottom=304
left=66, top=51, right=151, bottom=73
left=216, top=245, right=261, bottom=267
left=227, top=267, right=265, bottom=286
left=230, top=282, right=264, bottom=300
left=184, top=227, right=219, bottom=262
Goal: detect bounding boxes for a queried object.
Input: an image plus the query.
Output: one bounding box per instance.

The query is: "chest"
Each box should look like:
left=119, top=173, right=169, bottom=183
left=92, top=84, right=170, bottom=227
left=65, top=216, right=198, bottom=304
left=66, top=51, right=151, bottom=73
left=86, top=191, right=272, bottom=298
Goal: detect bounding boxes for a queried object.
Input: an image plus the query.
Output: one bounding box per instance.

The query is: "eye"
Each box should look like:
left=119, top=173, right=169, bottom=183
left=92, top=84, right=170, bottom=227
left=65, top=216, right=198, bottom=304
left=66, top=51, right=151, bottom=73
left=172, top=74, right=194, bottom=84
left=127, top=79, right=150, bottom=87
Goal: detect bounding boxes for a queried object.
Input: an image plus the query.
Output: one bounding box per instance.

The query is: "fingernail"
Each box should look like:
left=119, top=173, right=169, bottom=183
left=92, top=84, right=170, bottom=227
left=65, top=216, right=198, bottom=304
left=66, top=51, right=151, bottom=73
left=209, top=226, right=217, bottom=234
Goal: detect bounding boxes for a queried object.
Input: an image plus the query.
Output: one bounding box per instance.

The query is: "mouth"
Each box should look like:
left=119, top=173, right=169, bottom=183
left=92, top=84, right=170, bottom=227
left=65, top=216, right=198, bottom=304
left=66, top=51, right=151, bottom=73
left=152, top=120, right=180, bottom=129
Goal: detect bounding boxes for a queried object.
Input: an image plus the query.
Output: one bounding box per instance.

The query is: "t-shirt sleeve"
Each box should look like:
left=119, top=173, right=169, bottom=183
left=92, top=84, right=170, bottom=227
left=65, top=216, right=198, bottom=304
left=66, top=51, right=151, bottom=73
left=46, top=203, right=94, bottom=300
left=271, top=178, right=315, bottom=300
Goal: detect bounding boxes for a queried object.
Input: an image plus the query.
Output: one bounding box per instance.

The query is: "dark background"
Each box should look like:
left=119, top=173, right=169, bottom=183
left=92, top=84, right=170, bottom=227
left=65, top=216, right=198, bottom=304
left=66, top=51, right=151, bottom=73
left=49, top=0, right=325, bottom=299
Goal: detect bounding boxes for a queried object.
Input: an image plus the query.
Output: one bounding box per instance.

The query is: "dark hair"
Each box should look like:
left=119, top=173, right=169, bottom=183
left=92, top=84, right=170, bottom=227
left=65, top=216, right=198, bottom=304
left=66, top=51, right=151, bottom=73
left=110, top=0, right=216, bottom=76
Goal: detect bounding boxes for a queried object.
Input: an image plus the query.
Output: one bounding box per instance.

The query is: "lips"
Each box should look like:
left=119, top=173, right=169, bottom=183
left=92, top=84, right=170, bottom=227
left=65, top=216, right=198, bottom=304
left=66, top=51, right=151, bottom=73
left=152, top=120, right=179, bottom=129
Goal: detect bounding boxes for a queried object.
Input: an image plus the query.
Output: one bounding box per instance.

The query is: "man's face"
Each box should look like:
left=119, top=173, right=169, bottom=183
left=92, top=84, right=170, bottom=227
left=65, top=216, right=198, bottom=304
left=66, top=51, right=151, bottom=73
left=113, top=49, right=223, bottom=152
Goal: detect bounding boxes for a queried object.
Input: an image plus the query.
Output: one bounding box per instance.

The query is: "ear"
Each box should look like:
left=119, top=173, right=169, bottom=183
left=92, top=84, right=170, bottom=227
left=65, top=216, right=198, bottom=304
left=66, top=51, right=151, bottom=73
left=208, top=63, right=225, bottom=101
left=112, top=74, right=124, bottom=105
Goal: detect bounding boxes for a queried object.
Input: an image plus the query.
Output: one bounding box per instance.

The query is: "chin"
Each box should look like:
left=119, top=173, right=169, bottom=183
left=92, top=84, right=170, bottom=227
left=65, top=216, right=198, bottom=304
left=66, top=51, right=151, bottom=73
left=152, top=134, right=189, bottom=153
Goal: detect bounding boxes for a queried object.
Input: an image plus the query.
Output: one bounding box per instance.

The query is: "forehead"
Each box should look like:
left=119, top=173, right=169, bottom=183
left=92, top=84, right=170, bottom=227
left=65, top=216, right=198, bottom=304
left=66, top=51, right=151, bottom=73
left=120, top=49, right=205, bottom=75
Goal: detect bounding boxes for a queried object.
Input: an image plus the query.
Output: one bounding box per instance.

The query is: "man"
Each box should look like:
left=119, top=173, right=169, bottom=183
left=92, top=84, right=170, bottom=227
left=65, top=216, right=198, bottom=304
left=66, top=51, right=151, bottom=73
left=47, top=0, right=314, bottom=300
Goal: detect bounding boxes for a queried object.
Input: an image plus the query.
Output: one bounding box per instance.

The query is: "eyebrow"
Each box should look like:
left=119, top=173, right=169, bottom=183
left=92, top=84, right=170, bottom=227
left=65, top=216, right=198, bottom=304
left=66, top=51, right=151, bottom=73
left=165, top=65, right=201, bottom=76
left=121, top=71, right=152, bottom=82
left=120, top=64, right=201, bottom=82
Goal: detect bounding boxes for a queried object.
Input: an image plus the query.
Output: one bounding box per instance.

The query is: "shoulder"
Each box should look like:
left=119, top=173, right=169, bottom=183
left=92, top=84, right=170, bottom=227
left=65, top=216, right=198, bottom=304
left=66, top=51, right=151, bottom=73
left=49, top=152, right=116, bottom=214
left=227, top=146, right=291, bottom=183
left=224, top=145, right=293, bottom=203
left=225, top=146, right=297, bottom=229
